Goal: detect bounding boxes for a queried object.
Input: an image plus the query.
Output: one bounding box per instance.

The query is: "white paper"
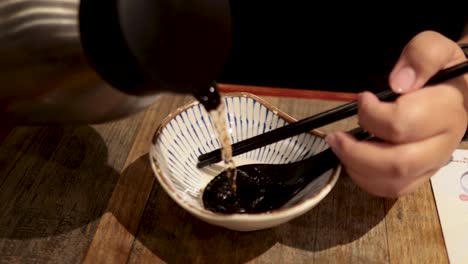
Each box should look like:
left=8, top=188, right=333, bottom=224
left=430, top=149, right=468, bottom=264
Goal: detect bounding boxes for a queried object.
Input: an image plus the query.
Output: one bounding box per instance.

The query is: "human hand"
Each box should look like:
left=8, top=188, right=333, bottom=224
left=325, top=30, right=468, bottom=198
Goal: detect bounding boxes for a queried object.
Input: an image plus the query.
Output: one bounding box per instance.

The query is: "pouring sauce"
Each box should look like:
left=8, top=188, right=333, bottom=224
left=195, top=84, right=315, bottom=214
left=193, top=83, right=237, bottom=193
left=194, top=84, right=296, bottom=214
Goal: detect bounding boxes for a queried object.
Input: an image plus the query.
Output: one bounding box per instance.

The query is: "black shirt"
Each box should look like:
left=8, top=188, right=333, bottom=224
left=220, top=2, right=467, bottom=92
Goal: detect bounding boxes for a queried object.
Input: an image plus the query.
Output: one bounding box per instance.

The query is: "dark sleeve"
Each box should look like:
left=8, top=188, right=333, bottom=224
left=219, top=3, right=467, bottom=93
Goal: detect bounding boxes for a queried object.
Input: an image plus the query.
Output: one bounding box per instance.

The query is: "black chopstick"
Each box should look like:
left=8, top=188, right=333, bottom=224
left=197, top=60, right=468, bottom=168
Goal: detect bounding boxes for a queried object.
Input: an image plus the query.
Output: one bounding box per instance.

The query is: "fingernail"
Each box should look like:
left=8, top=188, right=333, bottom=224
left=392, top=66, right=416, bottom=92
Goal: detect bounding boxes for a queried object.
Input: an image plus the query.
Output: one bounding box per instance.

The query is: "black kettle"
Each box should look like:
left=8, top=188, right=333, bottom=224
left=0, top=0, right=231, bottom=124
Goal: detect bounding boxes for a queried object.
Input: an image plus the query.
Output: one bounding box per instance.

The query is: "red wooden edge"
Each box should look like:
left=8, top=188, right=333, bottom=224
left=218, top=83, right=358, bottom=102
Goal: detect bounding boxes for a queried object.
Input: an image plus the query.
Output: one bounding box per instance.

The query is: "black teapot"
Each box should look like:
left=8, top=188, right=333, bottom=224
left=0, top=0, right=231, bottom=124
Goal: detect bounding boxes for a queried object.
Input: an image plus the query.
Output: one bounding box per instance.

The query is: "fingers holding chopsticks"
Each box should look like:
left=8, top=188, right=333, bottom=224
left=326, top=76, right=468, bottom=199
left=324, top=30, right=468, bottom=198
left=325, top=123, right=464, bottom=198
left=357, top=80, right=467, bottom=144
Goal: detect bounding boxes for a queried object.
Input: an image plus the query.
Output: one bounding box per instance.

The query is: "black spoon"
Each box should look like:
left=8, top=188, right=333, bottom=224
left=202, top=127, right=372, bottom=214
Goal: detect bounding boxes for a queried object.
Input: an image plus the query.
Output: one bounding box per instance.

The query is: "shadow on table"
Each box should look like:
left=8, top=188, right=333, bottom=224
left=121, top=155, right=393, bottom=263
left=276, top=175, right=395, bottom=251
left=126, top=163, right=276, bottom=263
left=0, top=126, right=119, bottom=243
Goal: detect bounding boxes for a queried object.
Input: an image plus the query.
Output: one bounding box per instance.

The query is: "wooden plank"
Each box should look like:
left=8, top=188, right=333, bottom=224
left=0, top=112, right=146, bottom=263
left=384, top=183, right=448, bottom=263
left=126, top=96, right=388, bottom=263
left=306, top=175, right=389, bottom=263
left=0, top=90, right=450, bottom=263
left=83, top=94, right=193, bottom=264
left=278, top=96, right=448, bottom=262
left=126, top=179, right=281, bottom=264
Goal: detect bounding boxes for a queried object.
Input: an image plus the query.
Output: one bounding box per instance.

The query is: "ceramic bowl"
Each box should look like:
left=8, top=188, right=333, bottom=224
left=149, top=92, right=341, bottom=231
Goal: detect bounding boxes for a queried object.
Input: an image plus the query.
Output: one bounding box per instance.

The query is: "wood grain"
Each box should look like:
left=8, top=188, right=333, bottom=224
left=125, top=95, right=446, bottom=263
left=0, top=113, right=146, bottom=263
left=83, top=95, right=193, bottom=264
left=384, top=184, right=448, bottom=263
left=0, top=90, right=451, bottom=263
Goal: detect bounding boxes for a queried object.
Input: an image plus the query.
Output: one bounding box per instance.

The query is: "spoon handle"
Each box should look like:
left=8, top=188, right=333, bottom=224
left=274, top=126, right=374, bottom=206
left=198, top=61, right=468, bottom=168
left=299, top=126, right=373, bottom=165
left=347, top=126, right=374, bottom=141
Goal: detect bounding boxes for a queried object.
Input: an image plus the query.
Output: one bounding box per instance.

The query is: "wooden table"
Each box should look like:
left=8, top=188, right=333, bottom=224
left=0, top=84, right=458, bottom=263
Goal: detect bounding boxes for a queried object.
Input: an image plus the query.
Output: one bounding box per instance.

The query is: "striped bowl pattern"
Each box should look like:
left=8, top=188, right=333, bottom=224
left=150, top=93, right=341, bottom=231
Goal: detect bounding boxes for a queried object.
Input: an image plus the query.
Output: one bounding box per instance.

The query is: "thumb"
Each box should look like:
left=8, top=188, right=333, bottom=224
left=389, top=30, right=463, bottom=93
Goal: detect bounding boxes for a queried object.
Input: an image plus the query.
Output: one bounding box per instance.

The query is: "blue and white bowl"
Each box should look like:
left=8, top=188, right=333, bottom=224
left=149, top=92, right=341, bottom=231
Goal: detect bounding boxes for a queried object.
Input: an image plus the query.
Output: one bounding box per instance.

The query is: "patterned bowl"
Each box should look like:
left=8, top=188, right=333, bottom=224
left=149, top=92, right=341, bottom=231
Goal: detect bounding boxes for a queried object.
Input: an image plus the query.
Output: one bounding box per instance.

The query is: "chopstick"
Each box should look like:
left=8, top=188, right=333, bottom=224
left=197, top=60, right=468, bottom=168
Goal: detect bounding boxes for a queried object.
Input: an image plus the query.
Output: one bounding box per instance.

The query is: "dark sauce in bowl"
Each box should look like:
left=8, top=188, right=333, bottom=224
left=202, top=167, right=285, bottom=214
